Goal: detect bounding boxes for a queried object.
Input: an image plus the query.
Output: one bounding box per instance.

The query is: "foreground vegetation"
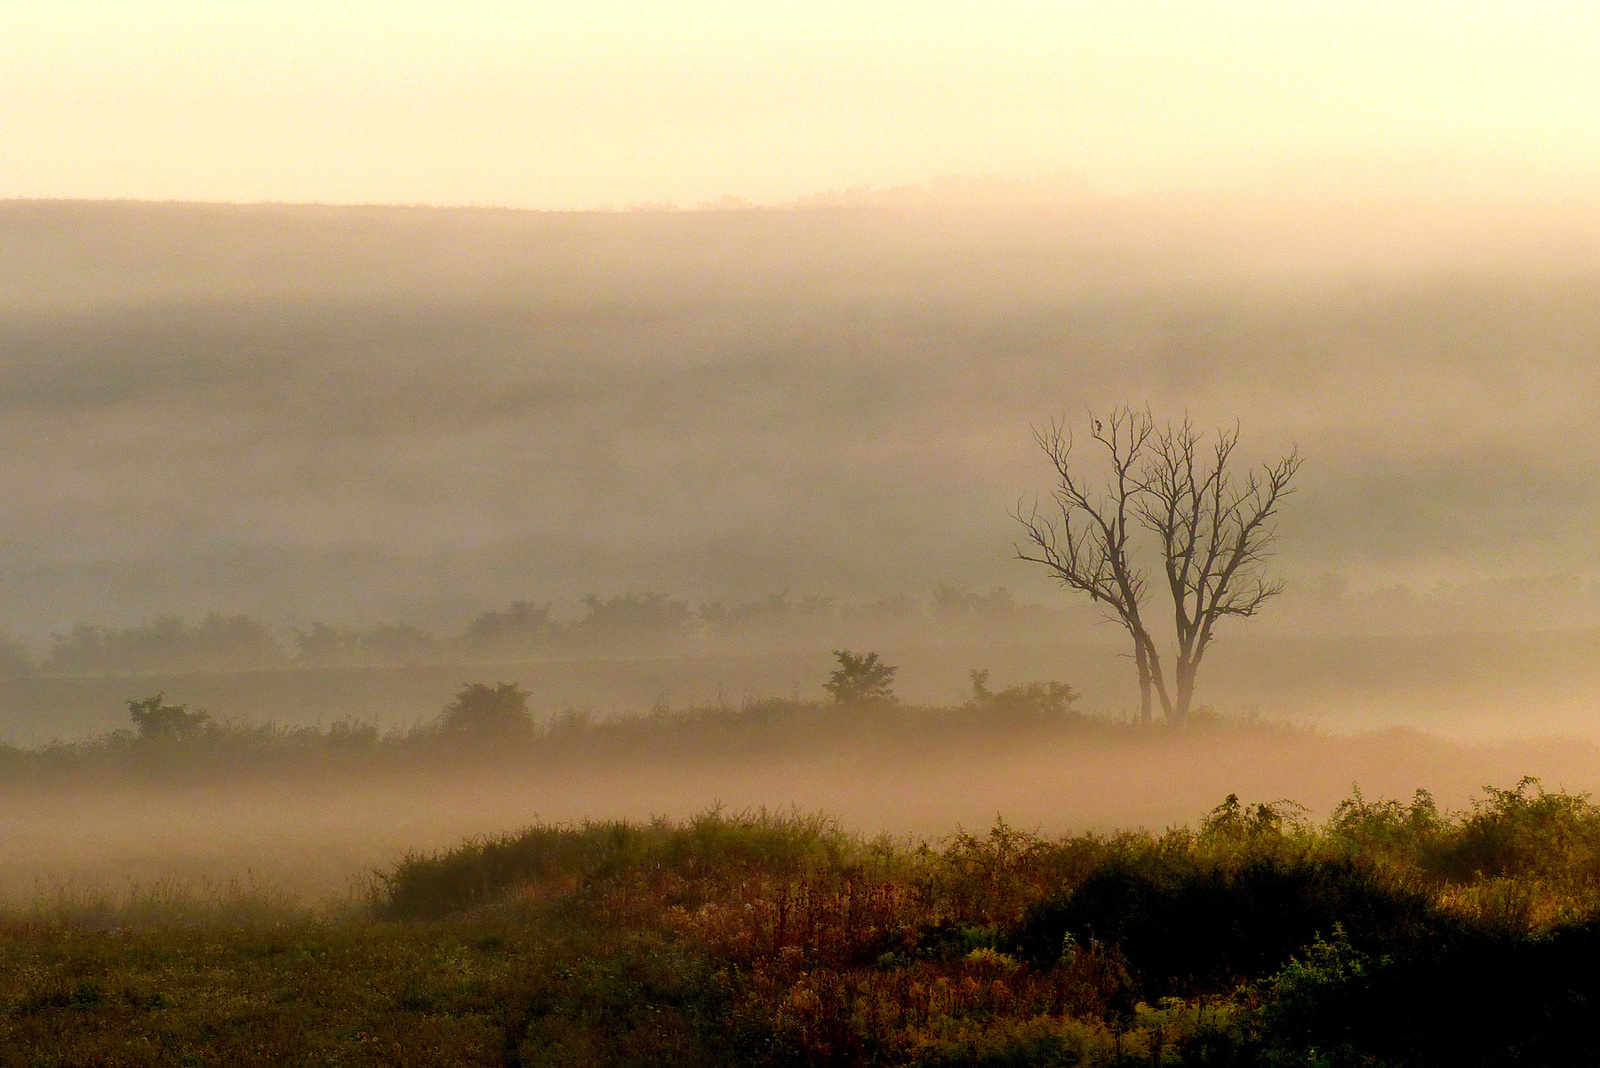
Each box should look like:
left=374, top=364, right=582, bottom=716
left=5, top=780, right=1600, bottom=1066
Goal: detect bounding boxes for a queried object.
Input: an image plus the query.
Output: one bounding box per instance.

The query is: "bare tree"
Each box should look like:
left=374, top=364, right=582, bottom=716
left=1140, top=418, right=1301, bottom=722
left=1016, top=406, right=1300, bottom=725
left=1014, top=408, right=1165, bottom=723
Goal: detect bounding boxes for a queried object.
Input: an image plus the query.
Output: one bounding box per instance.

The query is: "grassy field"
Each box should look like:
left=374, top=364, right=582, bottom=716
left=7, top=770, right=1600, bottom=1065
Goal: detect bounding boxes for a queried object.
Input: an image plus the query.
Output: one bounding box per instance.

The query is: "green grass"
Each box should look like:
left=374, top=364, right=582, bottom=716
left=0, top=918, right=521, bottom=1065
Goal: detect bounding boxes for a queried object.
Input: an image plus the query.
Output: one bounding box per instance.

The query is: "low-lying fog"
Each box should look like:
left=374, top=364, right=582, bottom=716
left=6, top=729, right=1600, bottom=906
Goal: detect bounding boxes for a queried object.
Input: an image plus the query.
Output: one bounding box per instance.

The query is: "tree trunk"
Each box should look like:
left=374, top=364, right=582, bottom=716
left=1134, top=639, right=1153, bottom=725
left=1172, top=657, right=1195, bottom=725
left=1139, top=631, right=1175, bottom=722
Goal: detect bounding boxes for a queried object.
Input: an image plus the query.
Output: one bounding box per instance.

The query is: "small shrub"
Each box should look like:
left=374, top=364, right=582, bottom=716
left=126, top=694, right=212, bottom=743
left=1200, top=793, right=1309, bottom=845
left=824, top=649, right=897, bottom=704
left=967, top=670, right=1080, bottom=724
left=438, top=682, right=534, bottom=740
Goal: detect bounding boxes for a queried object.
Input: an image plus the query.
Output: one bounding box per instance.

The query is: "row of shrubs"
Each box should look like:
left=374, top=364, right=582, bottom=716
left=378, top=787, right=1600, bottom=1065
left=0, top=667, right=1092, bottom=782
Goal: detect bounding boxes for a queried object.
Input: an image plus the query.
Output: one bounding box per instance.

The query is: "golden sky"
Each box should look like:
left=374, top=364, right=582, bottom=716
left=4, top=1, right=1599, bottom=208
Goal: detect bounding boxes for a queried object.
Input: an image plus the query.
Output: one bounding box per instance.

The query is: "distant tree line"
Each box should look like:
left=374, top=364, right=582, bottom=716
left=0, top=585, right=1046, bottom=677
left=0, top=665, right=1091, bottom=785
left=30, top=614, right=284, bottom=675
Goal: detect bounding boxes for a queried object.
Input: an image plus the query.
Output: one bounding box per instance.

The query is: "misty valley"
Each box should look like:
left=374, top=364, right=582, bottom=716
left=5, top=200, right=1600, bottom=1065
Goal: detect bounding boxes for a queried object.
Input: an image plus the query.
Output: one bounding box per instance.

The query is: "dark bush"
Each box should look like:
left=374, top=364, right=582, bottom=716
left=437, top=681, right=534, bottom=740
left=1011, top=853, right=1449, bottom=998
left=824, top=649, right=897, bottom=704
left=1259, top=918, right=1600, bottom=1067
left=966, top=669, right=1079, bottom=725
left=127, top=694, right=213, bottom=743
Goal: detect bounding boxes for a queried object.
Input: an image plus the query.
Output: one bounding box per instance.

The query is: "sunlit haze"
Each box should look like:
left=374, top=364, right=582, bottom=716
left=6, top=1, right=1600, bottom=206
left=12, top=4, right=1600, bottom=1005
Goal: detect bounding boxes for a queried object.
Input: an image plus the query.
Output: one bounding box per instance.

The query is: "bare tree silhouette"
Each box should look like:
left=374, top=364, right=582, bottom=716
left=1016, top=406, right=1300, bottom=724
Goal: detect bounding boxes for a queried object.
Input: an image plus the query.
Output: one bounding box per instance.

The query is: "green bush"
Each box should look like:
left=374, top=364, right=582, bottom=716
left=1426, top=776, right=1600, bottom=881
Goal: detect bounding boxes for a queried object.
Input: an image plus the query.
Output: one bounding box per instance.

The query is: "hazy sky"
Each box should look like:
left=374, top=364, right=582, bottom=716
left=4, top=2, right=1599, bottom=208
